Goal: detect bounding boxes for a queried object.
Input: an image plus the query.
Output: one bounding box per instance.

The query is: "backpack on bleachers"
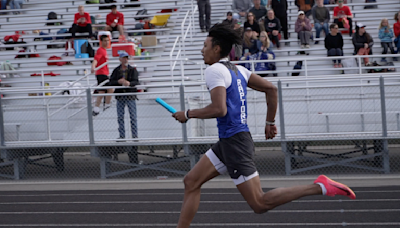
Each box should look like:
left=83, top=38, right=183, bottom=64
left=342, top=58, right=359, bottom=74
left=86, top=0, right=100, bottom=3
left=136, top=9, right=149, bottom=21
left=364, top=0, right=377, bottom=9
left=46, top=12, right=62, bottom=26
left=292, top=61, right=303, bottom=76
left=80, top=41, right=95, bottom=58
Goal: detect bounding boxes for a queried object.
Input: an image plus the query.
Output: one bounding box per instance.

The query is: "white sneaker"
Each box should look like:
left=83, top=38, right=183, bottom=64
left=305, top=44, right=310, bottom=48
left=301, top=45, right=305, bottom=49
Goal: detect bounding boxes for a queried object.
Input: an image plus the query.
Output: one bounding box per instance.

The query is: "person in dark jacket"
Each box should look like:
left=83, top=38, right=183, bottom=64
left=242, top=27, right=259, bottom=56
left=325, top=23, right=343, bottom=67
left=352, top=23, right=374, bottom=66
left=264, top=9, right=281, bottom=48
left=109, top=52, right=140, bottom=143
left=222, top=11, right=234, bottom=27
left=268, top=0, right=288, bottom=40
left=244, top=12, right=261, bottom=36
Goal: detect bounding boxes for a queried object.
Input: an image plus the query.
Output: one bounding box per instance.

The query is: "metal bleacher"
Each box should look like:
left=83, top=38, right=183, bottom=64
left=0, top=0, right=399, bottom=180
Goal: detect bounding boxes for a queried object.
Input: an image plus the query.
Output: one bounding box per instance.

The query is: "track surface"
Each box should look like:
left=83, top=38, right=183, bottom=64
left=0, top=186, right=399, bottom=227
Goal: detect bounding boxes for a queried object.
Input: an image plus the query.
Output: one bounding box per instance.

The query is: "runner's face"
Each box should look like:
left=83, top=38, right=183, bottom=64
left=201, top=37, right=219, bottom=65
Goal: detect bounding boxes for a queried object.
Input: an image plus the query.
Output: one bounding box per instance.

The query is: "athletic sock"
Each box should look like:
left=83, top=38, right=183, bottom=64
left=316, top=182, right=327, bottom=195
left=93, top=106, right=100, bottom=113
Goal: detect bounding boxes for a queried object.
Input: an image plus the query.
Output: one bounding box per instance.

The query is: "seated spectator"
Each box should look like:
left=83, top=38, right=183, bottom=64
left=352, top=23, right=374, bottom=66
left=70, top=5, right=93, bottom=39
left=9, top=0, right=24, bottom=14
left=106, top=5, right=124, bottom=36
left=241, top=31, right=276, bottom=76
left=242, top=27, right=259, bottom=56
left=325, top=23, right=343, bottom=68
left=250, top=0, right=267, bottom=21
left=229, top=19, right=244, bottom=61
left=379, top=18, right=397, bottom=62
left=394, top=11, right=400, bottom=53
left=333, top=0, right=353, bottom=36
left=295, top=11, right=312, bottom=48
left=232, top=0, right=253, bottom=20
left=312, top=0, right=330, bottom=44
left=264, top=9, right=281, bottom=49
left=244, top=12, right=261, bottom=36
left=295, top=0, right=314, bottom=17
left=222, top=12, right=234, bottom=27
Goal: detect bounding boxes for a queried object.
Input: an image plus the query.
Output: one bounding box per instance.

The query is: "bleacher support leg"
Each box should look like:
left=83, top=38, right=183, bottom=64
left=379, top=77, right=390, bottom=174
left=13, top=158, right=25, bottom=180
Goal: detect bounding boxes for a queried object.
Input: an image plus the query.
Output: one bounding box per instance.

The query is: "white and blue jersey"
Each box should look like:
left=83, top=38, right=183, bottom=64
left=205, top=58, right=253, bottom=138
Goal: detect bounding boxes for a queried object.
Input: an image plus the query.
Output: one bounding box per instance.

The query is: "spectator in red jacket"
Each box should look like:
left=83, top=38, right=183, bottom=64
left=394, top=11, right=400, bottom=53
left=70, top=5, right=93, bottom=38
left=333, top=0, right=353, bottom=36
left=106, top=5, right=124, bottom=36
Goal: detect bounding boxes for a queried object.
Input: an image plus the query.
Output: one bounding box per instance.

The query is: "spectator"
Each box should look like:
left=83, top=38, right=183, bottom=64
left=232, top=0, right=253, bottom=19
left=312, top=0, right=330, bottom=44
left=70, top=5, right=93, bottom=39
left=242, top=27, right=259, bottom=56
left=261, top=0, right=268, bottom=6
left=264, top=9, right=281, bottom=49
left=244, top=12, right=261, bottom=36
left=91, top=35, right=114, bottom=116
left=106, top=5, right=124, bottom=36
left=1, top=0, right=8, bottom=11
left=9, top=0, right=24, bottom=14
left=394, top=12, right=400, bottom=53
left=333, top=0, right=353, bottom=36
left=197, top=0, right=211, bottom=32
left=352, top=23, right=374, bottom=66
left=222, top=11, right=234, bottom=27
left=295, top=0, right=314, bottom=17
left=295, top=11, right=312, bottom=48
left=229, top=19, right=244, bottom=60
left=268, top=0, right=288, bottom=40
left=325, top=23, right=343, bottom=68
left=109, top=52, right=140, bottom=143
left=241, top=31, right=276, bottom=76
left=378, top=18, right=397, bottom=62
left=250, top=0, right=267, bottom=21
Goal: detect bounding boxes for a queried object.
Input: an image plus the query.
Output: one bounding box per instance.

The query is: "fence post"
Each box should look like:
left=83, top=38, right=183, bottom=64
left=278, top=81, right=290, bottom=175
left=379, top=76, right=390, bottom=174
left=179, top=84, right=193, bottom=167
left=0, top=94, right=5, bottom=147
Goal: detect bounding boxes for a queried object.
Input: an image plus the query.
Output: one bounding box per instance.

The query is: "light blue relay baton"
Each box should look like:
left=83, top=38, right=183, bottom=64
left=155, top=97, right=177, bottom=114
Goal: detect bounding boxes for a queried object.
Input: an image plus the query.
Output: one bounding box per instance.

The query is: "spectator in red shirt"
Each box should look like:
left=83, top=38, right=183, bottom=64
left=91, top=35, right=114, bottom=116
left=106, top=5, right=125, bottom=36
left=70, top=5, right=93, bottom=38
left=333, top=0, right=353, bottom=36
left=394, top=11, right=400, bottom=53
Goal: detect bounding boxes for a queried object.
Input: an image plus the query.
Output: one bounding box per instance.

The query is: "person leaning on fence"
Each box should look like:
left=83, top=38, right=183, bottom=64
left=91, top=35, right=114, bottom=116
left=106, top=5, right=125, bottom=37
left=295, top=11, right=312, bottom=49
left=352, top=23, right=374, bottom=66
left=312, top=0, right=330, bottom=44
left=325, top=23, right=343, bottom=68
left=264, top=9, right=281, bottom=49
left=109, top=52, right=140, bottom=149
left=70, top=5, right=93, bottom=39
left=378, top=18, right=397, bottom=62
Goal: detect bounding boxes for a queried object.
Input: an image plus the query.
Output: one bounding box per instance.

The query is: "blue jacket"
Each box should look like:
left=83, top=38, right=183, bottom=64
left=379, top=27, right=394, bottom=43
left=242, top=49, right=276, bottom=72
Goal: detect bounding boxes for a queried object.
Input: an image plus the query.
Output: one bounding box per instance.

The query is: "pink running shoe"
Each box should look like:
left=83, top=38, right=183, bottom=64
left=314, top=175, right=356, bottom=199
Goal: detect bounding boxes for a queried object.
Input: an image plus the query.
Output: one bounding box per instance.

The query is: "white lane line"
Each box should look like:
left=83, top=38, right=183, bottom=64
left=0, top=190, right=399, bottom=197
left=0, top=198, right=399, bottom=205
left=0, top=209, right=399, bottom=214
left=0, top=223, right=400, bottom=227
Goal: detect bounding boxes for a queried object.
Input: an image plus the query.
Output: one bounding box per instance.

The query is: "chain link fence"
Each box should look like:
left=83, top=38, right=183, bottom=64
left=0, top=76, right=399, bottom=181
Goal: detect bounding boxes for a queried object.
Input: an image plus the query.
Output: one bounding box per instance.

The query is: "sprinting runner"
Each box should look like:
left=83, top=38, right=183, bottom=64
left=172, top=23, right=356, bottom=228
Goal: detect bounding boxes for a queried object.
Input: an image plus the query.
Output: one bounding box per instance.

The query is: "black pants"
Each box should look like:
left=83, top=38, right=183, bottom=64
left=334, top=17, right=352, bottom=36
left=268, top=33, right=280, bottom=48
left=198, top=0, right=211, bottom=30
left=276, top=14, right=288, bottom=39
left=327, top=48, right=343, bottom=63
left=381, top=42, right=395, bottom=55
left=70, top=23, right=93, bottom=38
